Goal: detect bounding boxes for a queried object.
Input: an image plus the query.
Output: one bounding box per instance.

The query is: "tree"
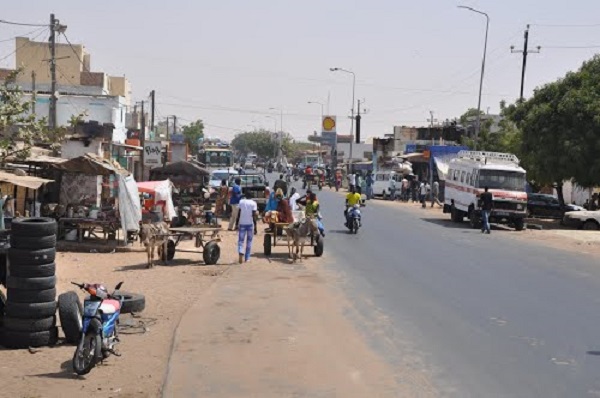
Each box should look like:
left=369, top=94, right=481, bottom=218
left=181, top=119, right=204, bottom=154
left=509, top=55, right=600, bottom=205
left=0, top=69, right=68, bottom=165
left=231, top=130, right=277, bottom=158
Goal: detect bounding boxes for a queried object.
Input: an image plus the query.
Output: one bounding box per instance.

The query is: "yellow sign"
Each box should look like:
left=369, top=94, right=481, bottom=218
left=322, top=116, right=336, bottom=132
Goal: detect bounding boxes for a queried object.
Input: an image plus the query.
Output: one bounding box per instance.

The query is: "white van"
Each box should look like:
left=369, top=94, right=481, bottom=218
left=209, top=168, right=239, bottom=189
left=372, top=171, right=403, bottom=199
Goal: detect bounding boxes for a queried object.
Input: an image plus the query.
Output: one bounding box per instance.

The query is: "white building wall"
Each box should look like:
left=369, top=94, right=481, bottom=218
left=22, top=93, right=128, bottom=143
left=337, top=143, right=372, bottom=161
left=60, top=139, right=104, bottom=159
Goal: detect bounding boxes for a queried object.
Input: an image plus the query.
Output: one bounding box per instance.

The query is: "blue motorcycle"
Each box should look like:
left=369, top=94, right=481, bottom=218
left=346, top=204, right=362, bottom=234
left=70, top=281, right=124, bottom=375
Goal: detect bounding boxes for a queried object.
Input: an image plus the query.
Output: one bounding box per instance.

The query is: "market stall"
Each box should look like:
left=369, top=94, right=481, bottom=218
left=149, top=161, right=210, bottom=207
left=137, top=180, right=176, bottom=223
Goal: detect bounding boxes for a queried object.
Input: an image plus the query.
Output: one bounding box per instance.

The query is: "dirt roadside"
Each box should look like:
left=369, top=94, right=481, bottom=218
left=163, top=256, right=437, bottom=397
left=0, top=229, right=239, bottom=398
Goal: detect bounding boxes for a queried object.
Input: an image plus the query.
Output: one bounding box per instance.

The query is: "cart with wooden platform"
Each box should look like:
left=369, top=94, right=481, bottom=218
left=160, top=226, right=222, bottom=265
left=262, top=211, right=324, bottom=258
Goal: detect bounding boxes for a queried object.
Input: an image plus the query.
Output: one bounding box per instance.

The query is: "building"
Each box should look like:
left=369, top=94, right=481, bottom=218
left=391, top=125, right=467, bottom=153
left=308, top=133, right=372, bottom=162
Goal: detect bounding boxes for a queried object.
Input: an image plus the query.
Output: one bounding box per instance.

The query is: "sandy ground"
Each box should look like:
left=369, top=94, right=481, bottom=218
left=0, top=225, right=239, bottom=398
left=163, top=257, right=437, bottom=398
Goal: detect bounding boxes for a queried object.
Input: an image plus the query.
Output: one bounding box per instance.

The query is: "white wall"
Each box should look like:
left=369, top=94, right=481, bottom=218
left=337, top=143, right=372, bottom=161
left=61, top=139, right=104, bottom=159
left=23, top=93, right=128, bottom=143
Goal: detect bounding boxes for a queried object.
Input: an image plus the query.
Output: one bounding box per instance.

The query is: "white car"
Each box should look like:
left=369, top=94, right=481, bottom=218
left=563, top=210, right=600, bottom=230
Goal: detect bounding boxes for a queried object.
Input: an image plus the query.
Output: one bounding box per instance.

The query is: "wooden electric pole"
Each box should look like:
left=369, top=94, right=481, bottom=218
left=511, top=25, right=540, bottom=102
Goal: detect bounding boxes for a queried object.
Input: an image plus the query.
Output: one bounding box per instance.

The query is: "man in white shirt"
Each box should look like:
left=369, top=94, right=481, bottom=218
left=388, top=175, right=397, bottom=201
left=419, top=182, right=428, bottom=208
left=348, top=173, right=356, bottom=192
left=237, top=193, right=258, bottom=264
left=288, top=187, right=300, bottom=211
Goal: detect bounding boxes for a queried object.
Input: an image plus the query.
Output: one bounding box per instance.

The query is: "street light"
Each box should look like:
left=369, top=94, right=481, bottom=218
left=307, top=101, right=324, bottom=119
left=269, top=107, right=284, bottom=161
left=458, top=5, right=489, bottom=150
left=330, top=67, right=356, bottom=168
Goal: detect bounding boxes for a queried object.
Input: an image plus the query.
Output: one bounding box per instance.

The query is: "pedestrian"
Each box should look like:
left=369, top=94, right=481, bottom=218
left=419, top=181, right=427, bottom=208
left=274, top=174, right=288, bottom=197
left=348, top=173, right=356, bottom=193
left=366, top=172, right=374, bottom=200
left=389, top=173, right=397, bottom=201
left=401, top=176, right=409, bottom=202
left=228, top=177, right=242, bottom=231
left=431, top=180, right=442, bottom=207
left=215, top=179, right=228, bottom=217
left=289, top=187, right=300, bottom=211
left=360, top=173, right=367, bottom=197
left=479, top=186, right=494, bottom=234
left=411, top=178, right=419, bottom=202
left=237, top=192, right=258, bottom=263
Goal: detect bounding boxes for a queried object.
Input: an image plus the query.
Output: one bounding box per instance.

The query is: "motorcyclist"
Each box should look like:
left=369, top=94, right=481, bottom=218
left=345, top=186, right=362, bottom=227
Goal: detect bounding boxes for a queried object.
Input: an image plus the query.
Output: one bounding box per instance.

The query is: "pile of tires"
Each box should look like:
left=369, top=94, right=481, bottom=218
left=2, top=218, right=58, bottom=348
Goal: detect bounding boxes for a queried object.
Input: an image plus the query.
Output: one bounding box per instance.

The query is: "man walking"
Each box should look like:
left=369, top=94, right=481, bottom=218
left=348, top=173, right=356, bottom=193
left=366, top=172, right=374, bottom=200
left=479, top=186, right=494, bottom=234
left=388, top=174, right=397, bottom=201
left=419, top=181, right=427, bottom=208
left=228, top=178, right=242, bottom=231
left=431, top=180, right=442, bottom=207
left=237, top=192, right=258, bottom=263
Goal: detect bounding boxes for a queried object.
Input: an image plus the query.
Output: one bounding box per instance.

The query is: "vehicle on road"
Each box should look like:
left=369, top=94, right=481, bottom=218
left=199, top=144, right=233, bottom=170
left=562, top=210, right=600, bottom=230
left=372, top=170, right=403, bottom=199
left=209, top=168, right=239, bottom=190
left=444, top=151, right=527, bottom=231
left=230, top=172, right=269, bottom=212
left=527, top=193, right=584, bottom=218
left=346, top=204, right=362, bottom=234
left=68, top=281, right=125, bottom=375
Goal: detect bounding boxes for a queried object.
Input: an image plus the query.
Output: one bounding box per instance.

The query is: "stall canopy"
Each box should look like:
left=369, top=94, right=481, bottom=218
left=149, top=161, right=209, bottom=181
left=0, top=170, right=53, bottom=189
left=137, top=179, right=176, bottom=220
left=118, top=174, right=142, bottom=238
left=53, top=153, right=128, bottom=176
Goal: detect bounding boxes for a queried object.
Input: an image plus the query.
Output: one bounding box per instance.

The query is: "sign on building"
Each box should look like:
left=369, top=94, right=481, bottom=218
left=144, top=141, right=162, bottom=166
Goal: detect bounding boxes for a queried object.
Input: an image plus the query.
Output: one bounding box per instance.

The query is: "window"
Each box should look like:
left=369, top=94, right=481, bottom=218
left=461, top=171, right=466, bottom=183
left=376, top=174, right=385, bottom=181
left=467, top=173, right=471, bottom=186
left=479, top=170, right=526, bottom=191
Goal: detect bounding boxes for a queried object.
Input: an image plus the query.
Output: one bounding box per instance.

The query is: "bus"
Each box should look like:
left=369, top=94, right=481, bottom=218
left=198, top=146, right=233, bottom=170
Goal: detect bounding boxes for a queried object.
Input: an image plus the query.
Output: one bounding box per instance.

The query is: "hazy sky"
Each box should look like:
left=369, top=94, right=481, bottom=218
left=2, top=0, right=600, bottom=141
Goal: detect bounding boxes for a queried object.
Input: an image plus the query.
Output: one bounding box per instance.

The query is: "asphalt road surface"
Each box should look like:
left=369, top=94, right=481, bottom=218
left=281, top=178, right=600, bottom=397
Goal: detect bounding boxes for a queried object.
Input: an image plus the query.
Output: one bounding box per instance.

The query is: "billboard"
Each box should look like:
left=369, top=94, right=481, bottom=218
left=143, top=141, right=162, bottom=166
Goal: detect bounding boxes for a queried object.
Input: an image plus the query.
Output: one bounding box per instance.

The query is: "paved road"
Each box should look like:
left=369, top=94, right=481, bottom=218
left=304, top=184, right=600, bottom=397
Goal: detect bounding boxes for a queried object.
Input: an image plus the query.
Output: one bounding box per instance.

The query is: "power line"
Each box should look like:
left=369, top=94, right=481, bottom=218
left=0, top=26, right=46, bottom=43
left=531, top=23, right=600, bottom=28
left=543, top=45, right=600, bottom=49
left=60, top=32, right=88, bottom=72
left=0, top=27, right=48, bottom=64
left=0, top=19, right=48, bottom=27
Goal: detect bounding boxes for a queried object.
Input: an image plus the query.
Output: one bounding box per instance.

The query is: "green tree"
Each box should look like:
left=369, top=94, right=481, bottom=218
left=231, top=130, right=277, bottom=158
left=0, top=69, right=66, bottom=164
left=509, top=55, right=600, bottom=205
left=181, top=119, right=204, bottom=154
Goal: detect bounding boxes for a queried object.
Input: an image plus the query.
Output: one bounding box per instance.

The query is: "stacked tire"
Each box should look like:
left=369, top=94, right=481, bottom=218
left=2, top=218, right=58, bottom=348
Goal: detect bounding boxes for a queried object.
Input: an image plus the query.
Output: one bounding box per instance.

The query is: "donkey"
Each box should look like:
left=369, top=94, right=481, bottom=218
left=285, top=218, right=319, bottom=262
left=139, top=222, right=170, bottom=268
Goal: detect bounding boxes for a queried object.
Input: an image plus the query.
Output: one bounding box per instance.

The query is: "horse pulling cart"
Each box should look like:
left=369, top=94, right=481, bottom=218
left=263, top=213, right=324, bottom=259
left=159, top=226, right=222, bottom=265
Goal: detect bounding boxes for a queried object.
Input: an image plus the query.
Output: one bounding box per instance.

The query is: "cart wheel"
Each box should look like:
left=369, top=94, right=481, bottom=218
left=203, top=242, right=220, bottom=265
left=263, top=234, right=272, bottom=256
left=314, top=235, right=324, bottom=257
left=160, top=240, right=176, bottom=262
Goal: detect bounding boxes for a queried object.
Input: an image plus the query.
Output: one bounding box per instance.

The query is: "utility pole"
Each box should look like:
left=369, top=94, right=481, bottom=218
left=427, top=111, right=438, bottom=146
left=511, top=25, right=540, bottom=102
left=31, top=70, right=36, bottom=115
left=355, top=100, right=362, bottom=145
left=49, top=14, right=57, bottom=130
left=140, top=101, right=146, bottom=181
left=173, top=115, right=177, bottom=137
left=166, top=116, right=170, bottom=140
left=150, top=90, right=155, bottom=133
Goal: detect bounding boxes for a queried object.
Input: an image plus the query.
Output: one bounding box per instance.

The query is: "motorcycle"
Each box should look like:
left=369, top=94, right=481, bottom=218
left=71, top=281, right=124, bottom=375
left=345, top=204, right=361, bottom=234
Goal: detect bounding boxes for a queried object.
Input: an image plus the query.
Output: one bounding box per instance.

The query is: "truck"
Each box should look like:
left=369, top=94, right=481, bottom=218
left=198, top=143, right=233, bottom=170
left=443, top=151, right=528, bottom=231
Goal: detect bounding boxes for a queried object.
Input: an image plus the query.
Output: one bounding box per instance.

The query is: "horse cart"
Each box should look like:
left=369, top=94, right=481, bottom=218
left=262, top=212, right=324, bottom=259
left=159, top=226, right=222, bottom=265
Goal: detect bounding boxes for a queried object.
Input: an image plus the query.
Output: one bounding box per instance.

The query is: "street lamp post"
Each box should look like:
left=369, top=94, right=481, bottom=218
left=330, top=67, right=355, bottom=171
left=269, top=107, right=284, bottom=162
left=458, top=5, right=489, bottom=150
left=265, top=116, right=278, bottom=158
left=307, top=101, right=324, bottom=120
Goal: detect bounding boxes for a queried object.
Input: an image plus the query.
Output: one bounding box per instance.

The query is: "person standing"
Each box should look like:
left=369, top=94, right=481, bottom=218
left=431, top=180, right=442, bottom=207
left=289, top=187, right=301, bottom=211
left=237, top=192, right=258, bottom=263
left=215, top=179, right=228, bottom=217
left=228, top=178, right=242, bottom=231
left=419, top=181, right=427, bottom=208
left=479, top=186, right=494, bottom=234
left=388, top=174, right=397, bottom=201
left=348, top=173, right=356, bottom=192
left=366, top=172, right=374, bottom=200
left=401, top=176, right=409, bottom=202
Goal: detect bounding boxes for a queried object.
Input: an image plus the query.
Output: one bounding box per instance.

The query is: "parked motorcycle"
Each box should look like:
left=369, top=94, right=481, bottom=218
left=71, top=281, right=124, bottom=375
left=345, top=204, right=361, bottom=234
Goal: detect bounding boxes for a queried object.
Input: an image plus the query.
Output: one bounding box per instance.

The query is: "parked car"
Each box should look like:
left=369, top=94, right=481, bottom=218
left=229, top=172, right=269, bottom=212
left=527, top=193, right=583, bottom=218
left=563, top=210, right=600, bottom=230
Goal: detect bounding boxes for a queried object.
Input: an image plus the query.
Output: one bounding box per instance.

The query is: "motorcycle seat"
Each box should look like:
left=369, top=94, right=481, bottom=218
left=100, top=299, right=121, bottom=314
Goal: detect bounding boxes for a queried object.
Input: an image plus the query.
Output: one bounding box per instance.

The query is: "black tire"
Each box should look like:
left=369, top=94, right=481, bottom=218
left=263, top=234, right=272, bottom=256
left=514, top=218, right=526, bottom=231
left=6, top=276, right=56, bottom=290
left=9, top=262, right=56, bottom=278
left=469, top=210, right=480, bottom=229
left=7, top=288, right=56, bottom=303
left=72, top=332, right=100, bottom=375
left=314, top=236, right=324, bottom=257
left=113, top=291, right=145, bottom=314
left=203, top=242, right=220, bottom=265
left=58, top=291, right=82, bottom=344
left=5, top=301, right=57, bottom=319
left=3, top=316, right=56, bottom=332
left=160, top=240, right=176, bottom=262
left=8, top=248, right=56, bottom=266
left=11, top=235, right=56, bottom=250
left=583, top=220, right=599, bottom=231
left=353, top=219, right=359, bottom=234
left=11, top=217, right=57, bottom=238
left=1, top=327, right=58, bottom=348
